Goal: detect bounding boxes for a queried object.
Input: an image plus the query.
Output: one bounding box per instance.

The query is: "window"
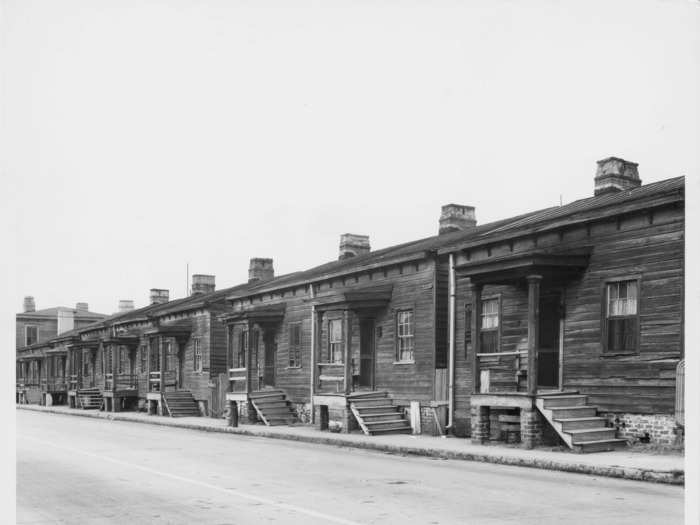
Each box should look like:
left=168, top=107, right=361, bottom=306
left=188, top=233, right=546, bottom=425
left=604, top=279, right=639, bottom=353
left=328, top=319, right=343, bottom=363
left=237, top=330, right=248, bottom=368
left=193, top=338, right=202, bottom=372
left=140, top=345, right=147, bottom=372
left=150, top=338, right=160, bottom=371
left=118, top=346, right=130, bottom=375
left=480, top=297, right=500, bottom=353
left=165, top=340, right=176, bottom=371
left=289, top=324, right=302, bottom=368
left=25, top=325, right=38, bottom=346
left=396, top=310, right=415, bottom=362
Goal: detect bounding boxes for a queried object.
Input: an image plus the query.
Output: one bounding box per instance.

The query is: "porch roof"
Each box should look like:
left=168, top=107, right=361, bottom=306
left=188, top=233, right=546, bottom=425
left=143, top=321, right=192, bottom=338
left=313, top=283, right=394, bottom=311
left=101, top=335, right=142, bottom=345
left=219, top=304, right=286, bottom=325
left=455, top=249, right=591, bottom=284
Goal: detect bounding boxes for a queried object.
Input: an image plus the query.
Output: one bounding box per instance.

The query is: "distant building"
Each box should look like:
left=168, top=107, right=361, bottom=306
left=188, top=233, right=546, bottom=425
left=16, top=297, right=107, bottom=350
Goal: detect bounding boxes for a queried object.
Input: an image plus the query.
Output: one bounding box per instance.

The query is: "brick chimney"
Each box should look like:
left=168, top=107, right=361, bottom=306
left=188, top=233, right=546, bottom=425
left=149, top=289, right=169, bottom=305
left=23, top=296, right=36, bottom=313
left=118, top=300, right=135, bottom=313
left=439, top=204, right=477, bottom=234
left=191, top=274, right=215, bottom=295
left=594, top=157, right=642, bottom=196
left=339, top=234, right=370, bottom=260
left=248, top=258, right=274, bottom=283
left=75, top=302, right=89, bottom=313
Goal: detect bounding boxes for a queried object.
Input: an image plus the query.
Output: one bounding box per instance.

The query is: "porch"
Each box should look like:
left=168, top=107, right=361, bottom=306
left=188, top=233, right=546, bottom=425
left=100, top=335, right=140, bottom=412
left=456, top=249, right=625, bottom=451
left=143, top=323, right=199, bottom=417
left=221, top=304, right=297, bottom=426
left=310, top=284, right=411, bottom=435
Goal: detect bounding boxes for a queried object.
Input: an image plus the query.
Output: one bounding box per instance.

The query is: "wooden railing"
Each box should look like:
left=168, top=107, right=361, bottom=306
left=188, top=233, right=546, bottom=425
left=317, top=363, right=345, bottom=394
left=148, top=371, right=176, bottom=391
left=69, top=374, right=79, bottom=390
left=105, top=373, right=114, bottom=390
left=47, top=379, right=68, bottom=392
left=115, top=373, right=137, bottom=390
left=228, top=367, right=247, bottom=394
left=476, top=350, right=528, bottom=393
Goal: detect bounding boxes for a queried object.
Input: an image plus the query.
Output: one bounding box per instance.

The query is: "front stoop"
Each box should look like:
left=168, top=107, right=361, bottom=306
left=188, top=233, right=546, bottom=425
left=348, top=391, right=412, bottom=436
left=536, top=394, right=627, bottom=453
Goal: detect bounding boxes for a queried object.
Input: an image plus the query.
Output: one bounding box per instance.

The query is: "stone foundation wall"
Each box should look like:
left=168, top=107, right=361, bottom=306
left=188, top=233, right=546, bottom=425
left=604, top=412, right=682, bottom=445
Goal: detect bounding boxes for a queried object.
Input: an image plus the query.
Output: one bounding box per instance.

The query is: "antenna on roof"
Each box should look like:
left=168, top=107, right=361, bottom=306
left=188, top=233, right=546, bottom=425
left=186, top=262, right=189, bottom=297
left=559, top=194, right=563, bottom=206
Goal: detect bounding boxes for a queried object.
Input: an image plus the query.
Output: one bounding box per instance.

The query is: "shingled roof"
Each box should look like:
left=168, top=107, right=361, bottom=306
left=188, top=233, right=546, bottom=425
left=227, top=176, right=684, bottom=298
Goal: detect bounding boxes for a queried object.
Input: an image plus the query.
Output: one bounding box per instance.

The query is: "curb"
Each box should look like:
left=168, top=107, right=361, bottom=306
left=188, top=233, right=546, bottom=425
left=17, top=405, right=684, bottom=485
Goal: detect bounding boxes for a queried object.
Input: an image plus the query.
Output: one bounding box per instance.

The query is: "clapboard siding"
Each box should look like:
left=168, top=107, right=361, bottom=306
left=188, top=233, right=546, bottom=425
left=228, top=259, right=440, bottom=405
left=452, top=200, right=683, bottom=427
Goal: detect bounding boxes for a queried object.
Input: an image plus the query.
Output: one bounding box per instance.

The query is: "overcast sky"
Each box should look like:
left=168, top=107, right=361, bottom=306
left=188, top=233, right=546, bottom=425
left=3, top=0, right=699, bottom=316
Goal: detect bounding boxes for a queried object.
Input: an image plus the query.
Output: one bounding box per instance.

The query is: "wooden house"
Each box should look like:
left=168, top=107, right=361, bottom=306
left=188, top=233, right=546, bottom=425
left=64, top=278, right=256, bottom=416
left=437, top=158, right=685, bottom=450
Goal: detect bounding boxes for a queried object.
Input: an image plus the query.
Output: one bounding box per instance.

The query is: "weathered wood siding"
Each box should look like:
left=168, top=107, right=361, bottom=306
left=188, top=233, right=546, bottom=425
left=229, top=258, right=440, bottom=405
left=452, top=200, right=684, bottom=431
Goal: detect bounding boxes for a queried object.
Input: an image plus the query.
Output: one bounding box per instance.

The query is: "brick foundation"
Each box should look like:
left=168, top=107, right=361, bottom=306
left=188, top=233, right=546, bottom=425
left=520, top=408, right=543, bottom=449
left=603, top=413, right=682, bottom=445
left=471, top=405, right=490, bottom=444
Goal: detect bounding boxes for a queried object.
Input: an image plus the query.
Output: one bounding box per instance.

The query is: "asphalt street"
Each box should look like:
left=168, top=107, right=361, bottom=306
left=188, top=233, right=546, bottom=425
left=16, top=410, right=683, bottom=524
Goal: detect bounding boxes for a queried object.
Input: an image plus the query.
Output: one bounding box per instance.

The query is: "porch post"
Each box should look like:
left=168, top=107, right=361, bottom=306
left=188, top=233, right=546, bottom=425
left=225, top=325, right=231, bottom=393
left=246, top=320, right=254, bottom=395
left=315, top=310, right=324, bottom=392
left=469, top=281, right=483, bottom=394
left=343, top=309, right=352, bottom=395
left=146, top=338, right=152, bottom=393
left=526, top=275, right=542, bottom=395
left=159, top=336, right=166, bottom=395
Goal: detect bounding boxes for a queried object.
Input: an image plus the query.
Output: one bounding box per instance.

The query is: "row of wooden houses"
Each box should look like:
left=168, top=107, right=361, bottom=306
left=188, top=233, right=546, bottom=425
left=16, top=157, right=685, bottom=452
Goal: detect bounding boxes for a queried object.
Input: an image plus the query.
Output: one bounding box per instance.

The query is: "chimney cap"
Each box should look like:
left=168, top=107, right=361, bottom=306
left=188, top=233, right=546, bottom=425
left=23, top=296, right=36, bottom=313
left=439, top=204, right=477, bottom=235
left=594, top=157, right=641, bottom=196
left=191, top=274, right=216, bottom=295
left=75, top=302, right=89, bottom=312
left=339, top=234, right=371, bottom=260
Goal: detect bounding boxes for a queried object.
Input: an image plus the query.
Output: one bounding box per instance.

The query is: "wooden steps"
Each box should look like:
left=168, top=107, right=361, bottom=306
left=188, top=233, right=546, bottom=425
left=249, top=390, right=297, bottom=426
left=163, top=391, right=200, bottom=418
left=76, top=388, right=102, bottom=410
left=536, top=394, right=627, bottom=453
left=349, top=391, right=412, bottom=436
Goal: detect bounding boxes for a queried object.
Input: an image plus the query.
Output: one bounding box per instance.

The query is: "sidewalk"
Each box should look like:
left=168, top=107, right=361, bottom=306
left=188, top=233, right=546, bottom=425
left=17, top=404, right=684, bottom=485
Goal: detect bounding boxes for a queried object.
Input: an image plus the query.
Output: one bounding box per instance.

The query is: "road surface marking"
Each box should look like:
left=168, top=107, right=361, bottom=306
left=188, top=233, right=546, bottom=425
left=19, top=434, right=362, bottom=525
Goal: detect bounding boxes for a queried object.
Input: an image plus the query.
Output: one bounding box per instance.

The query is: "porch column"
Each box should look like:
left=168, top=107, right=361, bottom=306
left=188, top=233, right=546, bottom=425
left=315, top=310, right=324, bottom=392
left=246, top=321, right=254, bottom=395
left=159, top=336, right=166, bottom=395
left=343, top=309, right=352, bottom=395
left=469, top=281, right=483, bottom=394
left=225, top=325, right=232, bottom=393
left=526, top=275, right=542, bottom=395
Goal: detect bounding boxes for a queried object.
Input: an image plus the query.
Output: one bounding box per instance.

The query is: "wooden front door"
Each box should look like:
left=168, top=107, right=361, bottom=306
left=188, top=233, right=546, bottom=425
left=177, top=345, right=185, bottom=389
left=263, top=332, right=276, bottom=387
left=359, top=319, right=375, bottom=389
left=538, top=293, right=561, bottom=389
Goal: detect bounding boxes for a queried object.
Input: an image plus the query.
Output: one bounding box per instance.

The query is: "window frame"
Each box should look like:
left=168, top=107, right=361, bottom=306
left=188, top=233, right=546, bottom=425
left=327, top=318, right=344, bottom=364
left=288, top=322, right=302, bottom=369
left=193, top=337, right=203, bottom=373
left=601, top=275, right=642, bottom=355
left=479, top=294, right=502, bottom=354
left=237, top=329, right=249, bottom=369
left=25, top=325, right=38, bottom=346
left=395, top=308, right=415, bottom=363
